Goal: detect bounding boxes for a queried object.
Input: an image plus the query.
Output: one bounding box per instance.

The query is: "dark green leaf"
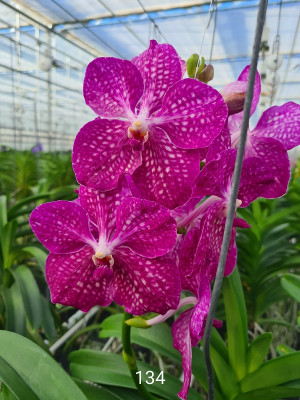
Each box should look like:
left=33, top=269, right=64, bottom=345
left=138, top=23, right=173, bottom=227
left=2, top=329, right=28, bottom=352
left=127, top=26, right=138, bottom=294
left=281, top=273, right=300, bottom=302
left=12, top=265, right=42, bottom=330
left=0, top=331, right=86, bottom=400
left=2, top=283, right=26, bottom=335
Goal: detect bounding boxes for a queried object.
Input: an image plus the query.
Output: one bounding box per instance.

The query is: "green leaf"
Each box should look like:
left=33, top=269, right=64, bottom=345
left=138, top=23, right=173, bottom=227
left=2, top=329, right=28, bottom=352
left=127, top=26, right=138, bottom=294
left=241, top=352, right=300, bottom=392
left=0, top=195, right=7, bottom=228
left=281, top=273, right=300, bottom=302
left=1, top=383, right=19, bottom=400
left=276, top=344, right=296, bottom=356
left=74, top=380, right=126, bottom=400
left=2, top=283, right=26, bottom=335
left=69, top=350, right=201, bottom=400
left=12, top=265, right=42, bottom=330
left=210, top=346, right=239, bottom=400
left=234, top=385, right=300, bottom=400
left=0, top=331, right=86, bottom=400
left=7, top=193, right=51, bottom=220
left=223, top=268, right=248, bottom=380
left=40, top=295, right=57, bottom=342
left=246, top=333, right=272, bottom=373
left=22, top=246, right=47, bottom=274
left=100, top=314, right=180, bottom=363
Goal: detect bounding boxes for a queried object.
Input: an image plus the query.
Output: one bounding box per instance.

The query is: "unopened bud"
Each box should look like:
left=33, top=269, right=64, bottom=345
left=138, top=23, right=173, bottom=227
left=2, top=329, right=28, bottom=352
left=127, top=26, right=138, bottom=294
left=197, top=64, right=214, bottom=83
left=221, top=82, right=247, bottom=115
left=125, top=317, right=150, bottom=329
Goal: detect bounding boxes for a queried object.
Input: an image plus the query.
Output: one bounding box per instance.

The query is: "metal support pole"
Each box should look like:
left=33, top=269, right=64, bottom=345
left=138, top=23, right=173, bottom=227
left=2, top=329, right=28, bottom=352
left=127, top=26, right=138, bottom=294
left=202, top=1, right=269, bottom=399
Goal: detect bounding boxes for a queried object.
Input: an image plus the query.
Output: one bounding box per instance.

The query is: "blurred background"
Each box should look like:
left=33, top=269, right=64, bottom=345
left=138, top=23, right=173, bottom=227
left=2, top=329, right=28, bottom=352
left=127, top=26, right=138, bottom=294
left=0, top=0, right=299, bottom=151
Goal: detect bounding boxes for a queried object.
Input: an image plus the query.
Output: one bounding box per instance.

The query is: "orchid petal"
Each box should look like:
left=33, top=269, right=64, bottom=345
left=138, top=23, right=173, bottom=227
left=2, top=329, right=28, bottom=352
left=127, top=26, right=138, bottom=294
left=152, top=78, right=228, bottom=149
left=206, top=121, right=231, bottom=163
left=251, top=102, right=300, bottom=150
left=83, top=57, right=143, bottom=119
left=246, top=135, right=290, bottom=199
left=237, top=65, right=261, bottom=116
left=72, top=119, right=142, bottom=191
left=113, top=197, right=177, bottom=258
left=79, top=182, right=131, bottom=242
left=190, top=277, right=211, bottom=345
left=172, top=308, right=193, bottom=400
left=46, top=246, right=113, bottom=312
left=29, top=201, right=95, bottom=254
left=132, top=127, right=200, bottom=209
left=112, top=248, right=180, bottom=315
left=132, top=40, right=183, bottom=116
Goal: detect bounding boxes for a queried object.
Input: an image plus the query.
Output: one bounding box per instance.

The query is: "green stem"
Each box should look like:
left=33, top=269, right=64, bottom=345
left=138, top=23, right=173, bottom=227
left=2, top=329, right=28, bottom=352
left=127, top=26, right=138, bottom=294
left=122, top=312, right=158, bottom=400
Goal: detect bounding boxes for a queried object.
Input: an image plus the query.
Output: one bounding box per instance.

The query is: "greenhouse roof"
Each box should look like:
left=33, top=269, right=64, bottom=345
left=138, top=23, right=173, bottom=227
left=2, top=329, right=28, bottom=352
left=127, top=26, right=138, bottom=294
left=0, top=0, right=299, bottom=150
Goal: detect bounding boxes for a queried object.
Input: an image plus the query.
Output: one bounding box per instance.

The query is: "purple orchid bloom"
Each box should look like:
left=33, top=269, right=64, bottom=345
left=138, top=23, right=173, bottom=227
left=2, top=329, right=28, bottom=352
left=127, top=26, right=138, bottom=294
left=224, top=65, right=300, bottom=198
left=175, top=149, right=273, bottom=287
left=29, top=181, right=180, bottom=314
left=143, top=277, right=221, bottom=400
left=172, top=278, right=222, bottom=400
left=72, top=40, right=228, bottom=209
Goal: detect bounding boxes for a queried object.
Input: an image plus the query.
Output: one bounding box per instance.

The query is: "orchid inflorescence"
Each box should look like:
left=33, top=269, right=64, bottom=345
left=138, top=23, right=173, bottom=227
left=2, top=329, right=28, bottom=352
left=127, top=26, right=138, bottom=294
left=29, top=40, right=300, bottom=400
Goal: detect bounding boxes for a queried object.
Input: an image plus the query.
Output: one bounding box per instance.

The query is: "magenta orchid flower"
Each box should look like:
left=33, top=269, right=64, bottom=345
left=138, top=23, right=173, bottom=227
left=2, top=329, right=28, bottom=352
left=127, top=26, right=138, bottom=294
left=224, top=65, right=300, bottom=198
left=72, top=40, right=228, bottom=209
left=175, top=149, right=273, bottom=287
left=29, top=182, right=180, bottom=314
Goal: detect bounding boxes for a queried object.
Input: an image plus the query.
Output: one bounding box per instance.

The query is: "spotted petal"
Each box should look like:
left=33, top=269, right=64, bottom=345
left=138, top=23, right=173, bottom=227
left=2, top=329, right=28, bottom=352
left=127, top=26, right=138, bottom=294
left=206, top=121, right=231, bottom=163
left=237, top=65, right=261, bottom=116
left=29, top=201, right=95, bottom=254
left=246, top=135, right=290, bottom=199
left=113, top=198, right=177, bottom=258
left=112, top=248, right=180, bottom=315
left=72, top=119, right=142, bottom=191
left=189, top=277, right=211, bottom=346
left=172, top=308, right=193, bottom=400
left=79, top=182, right=131, bottom=242
left=132, top=40, right=183, bottom=116
left=251, top=102, right=300, bottom=150
left=46, top=246, right=113, bottom=312
left=132, top=127, right=200, bottom=209
left=151, top=79, right=228, bottom=149
left=83, top=57, right=143, bottom=119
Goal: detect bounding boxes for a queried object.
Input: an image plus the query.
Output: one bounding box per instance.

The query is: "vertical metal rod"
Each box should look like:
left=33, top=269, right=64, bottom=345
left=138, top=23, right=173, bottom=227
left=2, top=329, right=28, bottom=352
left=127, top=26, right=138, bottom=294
left=202, top=1, right=268, bottom=399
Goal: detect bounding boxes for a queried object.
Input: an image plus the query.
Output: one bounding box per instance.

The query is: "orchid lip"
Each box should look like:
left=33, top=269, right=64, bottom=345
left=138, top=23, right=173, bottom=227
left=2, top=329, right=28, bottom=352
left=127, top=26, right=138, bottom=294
left=127, top=119, right=149, bottom=143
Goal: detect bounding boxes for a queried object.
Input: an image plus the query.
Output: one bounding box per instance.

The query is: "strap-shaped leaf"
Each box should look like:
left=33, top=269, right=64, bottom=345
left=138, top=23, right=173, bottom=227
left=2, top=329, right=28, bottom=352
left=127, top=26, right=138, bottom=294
left=210, top=346, right=239, bottom=400
left=12, top=265, right=42, bottom=330
left=281, top=273, right=300, bottom=302
left=2, top=283, right=26, bottom=335
left=0, top=331, right=86, bottom=400
left=22, top=246, right=47, bottom=274
left=246, top=332, right=272, bottom=373
left=223, top=268, right=248, bottom=380
left=234, top=385, right=300, bottom=400
left=69, top=349, right=201, bottom=400
left=241, top=352, right=300, bottom=392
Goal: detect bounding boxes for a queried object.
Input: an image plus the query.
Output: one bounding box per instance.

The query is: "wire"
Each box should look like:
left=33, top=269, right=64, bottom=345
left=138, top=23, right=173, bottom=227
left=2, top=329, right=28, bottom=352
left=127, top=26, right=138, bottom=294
left=194, top=0, right=217, bottom=78
left=209, top=1, right=218, bottom=64
left=275, top=12, right=300, bottom=102
left=96, top=0, right=147, bottom=48
left=136, top=0, right=169, bottom=43
left=202, top=1, right=269, bottom=399
left=49, top=0, right=126, bottom=58
left=270, top=0, right=282, bottom=105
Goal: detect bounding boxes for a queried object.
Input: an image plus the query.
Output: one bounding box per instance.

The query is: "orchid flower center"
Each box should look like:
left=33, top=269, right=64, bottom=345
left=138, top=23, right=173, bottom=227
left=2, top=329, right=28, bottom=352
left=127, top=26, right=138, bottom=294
left=92, top=251, right=114, bottom=280
left=128, top=120, right=149, bottom=143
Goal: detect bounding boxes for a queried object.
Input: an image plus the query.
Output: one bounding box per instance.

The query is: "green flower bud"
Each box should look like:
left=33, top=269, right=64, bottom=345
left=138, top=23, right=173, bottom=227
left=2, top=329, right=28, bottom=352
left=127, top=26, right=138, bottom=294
left=125, top=317, right=150, bottom=329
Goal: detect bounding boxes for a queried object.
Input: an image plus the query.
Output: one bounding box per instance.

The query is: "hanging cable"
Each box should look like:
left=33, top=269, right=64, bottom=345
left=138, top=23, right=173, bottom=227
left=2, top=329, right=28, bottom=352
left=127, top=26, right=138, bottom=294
left=275, top=12, right=299, bottom=102
left=270, top=0, right=282, bottom=105
left=209, top=1, right=218, bottom=64
left=202, top=1, right=269, bottom=399
left=136, top=0, right=169, bottom=43
left=194, top=0, right=217, bottom=78
left=95, top=0, right=147, bottom=48
left=49, top=0, right=126, bottom=58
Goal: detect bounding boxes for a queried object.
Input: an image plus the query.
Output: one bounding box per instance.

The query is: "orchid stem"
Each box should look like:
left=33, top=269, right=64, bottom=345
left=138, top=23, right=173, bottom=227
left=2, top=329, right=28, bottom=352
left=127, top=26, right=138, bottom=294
left=122, top=312, right=158, bottom=400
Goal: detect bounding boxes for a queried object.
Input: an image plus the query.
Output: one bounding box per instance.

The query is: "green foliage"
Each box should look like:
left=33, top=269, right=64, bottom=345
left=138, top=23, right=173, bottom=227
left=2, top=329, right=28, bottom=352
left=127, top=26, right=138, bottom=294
left=236, top=177, right=300, bottom=322
left=0, top=331, right=86, bottom=400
